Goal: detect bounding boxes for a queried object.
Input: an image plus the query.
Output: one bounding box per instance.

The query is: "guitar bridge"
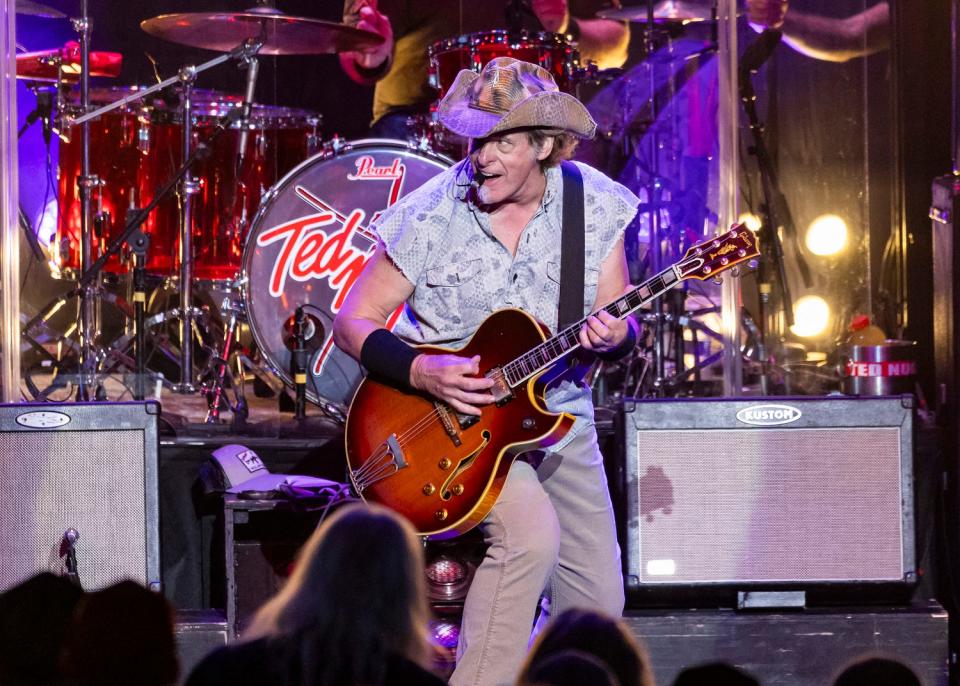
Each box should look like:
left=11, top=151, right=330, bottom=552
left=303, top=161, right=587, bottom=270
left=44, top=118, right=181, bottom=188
left=350, top=433, right=408, bottom=493
left=434, top=402, right=462, bottom=447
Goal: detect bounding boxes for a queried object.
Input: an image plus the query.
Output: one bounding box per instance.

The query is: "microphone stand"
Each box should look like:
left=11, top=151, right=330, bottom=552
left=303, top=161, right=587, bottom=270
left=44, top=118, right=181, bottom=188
left=61, top=528, right=81, bottom=589
left=292, top=307, right=309, bottom=420
left=739, top=40, right=810, bottom=394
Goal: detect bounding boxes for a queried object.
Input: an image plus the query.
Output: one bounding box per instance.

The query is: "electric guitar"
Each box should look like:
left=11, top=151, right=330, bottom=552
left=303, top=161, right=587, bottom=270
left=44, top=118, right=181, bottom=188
left=345, top=225, right=759, bottom=538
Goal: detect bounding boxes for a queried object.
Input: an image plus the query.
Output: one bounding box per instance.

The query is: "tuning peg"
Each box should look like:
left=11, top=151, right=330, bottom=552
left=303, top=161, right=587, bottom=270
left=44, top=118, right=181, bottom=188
left=712, top=276, right=723, bottom=285
left=731, top=267, right=741, bottom=277
left=747, top=259, right=759, bottom=270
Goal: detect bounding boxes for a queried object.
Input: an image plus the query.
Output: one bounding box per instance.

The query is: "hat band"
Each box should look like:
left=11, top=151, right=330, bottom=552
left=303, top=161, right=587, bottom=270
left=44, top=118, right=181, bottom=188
left=468, top=99, right=510, bottom=114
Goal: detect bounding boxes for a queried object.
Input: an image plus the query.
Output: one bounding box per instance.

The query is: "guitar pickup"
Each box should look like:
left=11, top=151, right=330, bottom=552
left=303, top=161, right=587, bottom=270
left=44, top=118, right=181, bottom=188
left=487, top=366, right=514, bottom=407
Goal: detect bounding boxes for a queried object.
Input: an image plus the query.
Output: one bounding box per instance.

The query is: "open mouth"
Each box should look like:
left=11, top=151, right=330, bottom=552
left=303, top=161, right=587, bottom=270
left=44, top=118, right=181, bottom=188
left=476, top=170, right=501, bottom=183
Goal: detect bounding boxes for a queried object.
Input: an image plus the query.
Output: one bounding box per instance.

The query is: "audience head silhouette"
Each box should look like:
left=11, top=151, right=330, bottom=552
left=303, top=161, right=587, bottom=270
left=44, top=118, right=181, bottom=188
left=60, top=579, right=178, bottom=686
left=244, top=502, right=433, bottom=684
left=833, top=656, right=921, bottom=686
left=519, top=649, right=621, bottom=685
left=0, top=572, right=84, bottom=685
left=518, top=608, right=654, bottom=686
left=673, top=661, right=759, bottom=686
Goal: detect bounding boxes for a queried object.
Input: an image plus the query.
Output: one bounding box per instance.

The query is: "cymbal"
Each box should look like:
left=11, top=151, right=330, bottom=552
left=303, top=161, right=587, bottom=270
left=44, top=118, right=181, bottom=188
left=597, top=1, right=714, bottom=23
left=16, top=0, right=65, bottom=19
left=140, top=8, right=385, bottom=55
left=17, top=41, right=122, bottom=81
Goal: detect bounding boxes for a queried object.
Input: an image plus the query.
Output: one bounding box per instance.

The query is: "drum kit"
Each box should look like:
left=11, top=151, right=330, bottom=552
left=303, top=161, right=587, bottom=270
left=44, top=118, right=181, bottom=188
left=17, top=0, right=724, bottom=424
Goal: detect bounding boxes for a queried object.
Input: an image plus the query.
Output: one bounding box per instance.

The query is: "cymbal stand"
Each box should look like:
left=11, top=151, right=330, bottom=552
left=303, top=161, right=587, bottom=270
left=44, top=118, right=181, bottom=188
left=73, top=0, right=97, bottom=400
left=175, top=66, right=200, bottom=393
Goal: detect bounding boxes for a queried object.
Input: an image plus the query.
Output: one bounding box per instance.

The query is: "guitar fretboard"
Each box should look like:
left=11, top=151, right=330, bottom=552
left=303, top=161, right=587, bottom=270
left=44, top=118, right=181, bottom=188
left=501, top=266, right=680, bottom=388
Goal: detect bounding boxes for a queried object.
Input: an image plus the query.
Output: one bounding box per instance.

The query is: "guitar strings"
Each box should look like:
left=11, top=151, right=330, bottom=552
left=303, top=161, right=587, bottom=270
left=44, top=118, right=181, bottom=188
left=353, top=367, right=513, bottom=489
left=353, top=232, right=750, bottom=490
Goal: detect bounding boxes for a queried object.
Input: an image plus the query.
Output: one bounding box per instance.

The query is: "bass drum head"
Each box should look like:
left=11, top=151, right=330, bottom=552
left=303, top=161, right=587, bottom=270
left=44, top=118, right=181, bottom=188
left=243, top=139, right=453, bottom=411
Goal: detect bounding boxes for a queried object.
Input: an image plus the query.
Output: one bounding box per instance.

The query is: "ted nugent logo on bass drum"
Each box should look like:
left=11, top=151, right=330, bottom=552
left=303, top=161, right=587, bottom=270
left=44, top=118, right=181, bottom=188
left=345, top=226, right=760, bottom=538
left=242, top=140, right=453, bottom=411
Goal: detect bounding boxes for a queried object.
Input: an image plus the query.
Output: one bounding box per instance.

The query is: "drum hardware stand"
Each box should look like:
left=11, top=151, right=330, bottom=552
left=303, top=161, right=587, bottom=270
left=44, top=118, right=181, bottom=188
left=200, top=296, right=250, bottom=425
left=619, top=2, right=730, bottom=398
left=65, top=38, right=265, bottom=396
left=628, top=0, right=689, bottom=397
left=175, top=65, right=201, bottom=393
left=63, top=106, right=243, bottom=399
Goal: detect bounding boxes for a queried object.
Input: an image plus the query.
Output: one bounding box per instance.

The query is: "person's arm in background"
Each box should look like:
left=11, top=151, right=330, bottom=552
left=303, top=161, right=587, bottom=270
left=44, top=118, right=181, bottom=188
left=339, top=0, right=394, bottom=84
left=746, top=0, right=890, bottom=63
left=534, top=0, right=630, bottom=69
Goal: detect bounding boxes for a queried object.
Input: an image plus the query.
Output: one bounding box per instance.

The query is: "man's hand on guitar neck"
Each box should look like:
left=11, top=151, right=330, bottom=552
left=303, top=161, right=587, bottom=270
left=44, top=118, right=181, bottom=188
left=410, top=354, right=496, bottom=417
left=578, top=309, right=634, bottom=354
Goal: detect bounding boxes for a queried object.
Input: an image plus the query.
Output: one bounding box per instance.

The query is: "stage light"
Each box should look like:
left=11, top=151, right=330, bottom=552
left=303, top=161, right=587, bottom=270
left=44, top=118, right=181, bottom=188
left=431, top=619, right=460, bottom=650
left=424, top=554, right=473, bottom=602
left=805, top=214, right=848, bottom=256
left=738, top=212, right=762, bottom=232
left=430, top=619, right=461, bottom=677
left=789, top=295, right=831, bottom=338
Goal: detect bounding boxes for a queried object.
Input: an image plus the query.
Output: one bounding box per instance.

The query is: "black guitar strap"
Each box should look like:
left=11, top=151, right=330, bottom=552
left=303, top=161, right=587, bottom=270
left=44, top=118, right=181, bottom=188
left=558, top=160, right=585, bottom=330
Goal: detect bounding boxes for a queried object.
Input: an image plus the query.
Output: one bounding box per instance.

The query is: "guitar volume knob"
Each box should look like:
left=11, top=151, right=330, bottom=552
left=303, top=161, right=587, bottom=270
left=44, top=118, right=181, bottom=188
left=423, top=483, right=436, bottom=496
left=439, top=457, right=452, bottom=470
left=435, top=509, right=448, bottom=521
left=452, top=484, right=464, bottom=496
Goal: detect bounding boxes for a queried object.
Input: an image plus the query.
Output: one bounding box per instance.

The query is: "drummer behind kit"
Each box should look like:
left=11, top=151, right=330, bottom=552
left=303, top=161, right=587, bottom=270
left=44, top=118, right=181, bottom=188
left=18, top=0, right=733, bottom=420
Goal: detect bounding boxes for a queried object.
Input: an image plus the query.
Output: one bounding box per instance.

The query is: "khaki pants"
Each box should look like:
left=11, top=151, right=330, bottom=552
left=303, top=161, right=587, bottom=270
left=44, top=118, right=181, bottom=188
left=451, top=427, right=625, bottom=686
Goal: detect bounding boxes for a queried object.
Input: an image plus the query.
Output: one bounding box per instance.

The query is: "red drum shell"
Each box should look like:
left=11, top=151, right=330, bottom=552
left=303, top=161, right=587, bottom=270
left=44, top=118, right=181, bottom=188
left=56, top=87, right=320, bottom=279
left=428, top=30, right=580, bottom=100
left=56, top=86, right=178, bottom=275
left=242, top=139, right=453, bottom=408
left=190, top=94, right=320, bottom=281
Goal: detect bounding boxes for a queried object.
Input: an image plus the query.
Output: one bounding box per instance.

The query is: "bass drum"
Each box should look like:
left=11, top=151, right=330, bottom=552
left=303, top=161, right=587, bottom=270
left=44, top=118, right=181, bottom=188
left=242, top=139, right=453, bottom=412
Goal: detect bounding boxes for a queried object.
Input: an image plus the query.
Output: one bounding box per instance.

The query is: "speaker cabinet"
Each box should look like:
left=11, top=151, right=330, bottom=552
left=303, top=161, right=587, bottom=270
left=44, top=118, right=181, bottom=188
left=0, top=402, right=161, bottom=592
left=622, top=396, right=915, bottom=591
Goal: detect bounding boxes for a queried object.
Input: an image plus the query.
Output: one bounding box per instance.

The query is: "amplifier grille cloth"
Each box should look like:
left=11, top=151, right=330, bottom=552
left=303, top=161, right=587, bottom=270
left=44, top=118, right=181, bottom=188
left=635, top=427, right=904, bottom=583
left=0, top=430, right=147, bottom=590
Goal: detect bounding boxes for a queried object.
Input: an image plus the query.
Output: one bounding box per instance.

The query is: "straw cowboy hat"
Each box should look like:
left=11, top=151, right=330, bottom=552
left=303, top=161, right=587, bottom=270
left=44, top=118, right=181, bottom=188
left=437, top=56, right=597, bottom=140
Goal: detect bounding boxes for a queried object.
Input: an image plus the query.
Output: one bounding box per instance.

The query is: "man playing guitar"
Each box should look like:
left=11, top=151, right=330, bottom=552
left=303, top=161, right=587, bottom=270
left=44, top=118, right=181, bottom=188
left=333, top=57, right=640, bottom=685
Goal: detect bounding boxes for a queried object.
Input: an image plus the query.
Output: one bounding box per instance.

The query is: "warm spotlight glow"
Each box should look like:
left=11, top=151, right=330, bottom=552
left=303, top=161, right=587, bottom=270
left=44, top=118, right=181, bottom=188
left=789, top=296, right=831, bottom=338
left=805, top=214, right=848, bottom=256
left=738, top=212, right=762, bottom=232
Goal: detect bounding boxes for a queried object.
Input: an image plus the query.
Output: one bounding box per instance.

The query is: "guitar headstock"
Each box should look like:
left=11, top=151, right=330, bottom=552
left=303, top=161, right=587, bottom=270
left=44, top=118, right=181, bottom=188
left=677, top=224, right=760, bottom=282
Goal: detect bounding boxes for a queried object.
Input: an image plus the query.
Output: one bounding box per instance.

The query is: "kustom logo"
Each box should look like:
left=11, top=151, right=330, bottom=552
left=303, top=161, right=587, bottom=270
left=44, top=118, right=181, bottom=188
left=736, top=404, right=802, bottom=426
left=15, top=410, right=71, bottom=428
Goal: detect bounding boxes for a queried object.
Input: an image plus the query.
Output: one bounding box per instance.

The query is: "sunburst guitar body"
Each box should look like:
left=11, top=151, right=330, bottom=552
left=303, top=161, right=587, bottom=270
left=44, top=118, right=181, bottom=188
left=345, top=225, right=759, bottom=538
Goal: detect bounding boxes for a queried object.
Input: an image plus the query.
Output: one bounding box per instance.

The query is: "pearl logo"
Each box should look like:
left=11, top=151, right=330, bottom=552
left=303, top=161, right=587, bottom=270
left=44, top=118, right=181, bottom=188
left=736, top=404, right=802, bottom=426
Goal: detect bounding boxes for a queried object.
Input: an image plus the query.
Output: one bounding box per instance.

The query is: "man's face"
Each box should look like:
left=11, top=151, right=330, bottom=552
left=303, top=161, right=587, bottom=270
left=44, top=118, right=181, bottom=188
left=468, top=132, right=551, bottom=206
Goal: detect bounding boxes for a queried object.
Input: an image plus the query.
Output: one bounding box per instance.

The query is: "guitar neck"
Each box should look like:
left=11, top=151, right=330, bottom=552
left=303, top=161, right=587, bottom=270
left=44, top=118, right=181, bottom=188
left=501, top=264, right=682, bottom=388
